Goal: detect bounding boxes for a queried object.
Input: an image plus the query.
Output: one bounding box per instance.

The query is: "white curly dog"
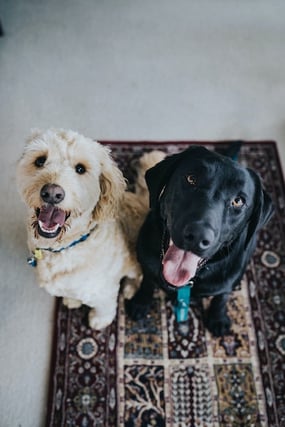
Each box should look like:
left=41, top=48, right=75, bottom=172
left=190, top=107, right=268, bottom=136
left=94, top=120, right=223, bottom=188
left=17, top=129, right=164, bottom=329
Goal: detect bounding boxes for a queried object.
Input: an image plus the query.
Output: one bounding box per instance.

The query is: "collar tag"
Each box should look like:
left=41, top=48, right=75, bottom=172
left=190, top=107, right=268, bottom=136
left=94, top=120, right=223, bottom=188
left=27, top=248, right=43, bottom=267
left=27, top=256, right=37, bottom=267
left=34, top=249, right=43, bottom=259
left=175, top=281, right=194, bottom=322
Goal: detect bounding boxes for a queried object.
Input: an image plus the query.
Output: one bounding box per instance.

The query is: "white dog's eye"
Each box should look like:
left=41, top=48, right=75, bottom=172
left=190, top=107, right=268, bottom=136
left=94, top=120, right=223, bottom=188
left=231, top=196, right=245, bottom=208
left=75, top=163, right=86, bottom=174
left=34, top=156, right=47, bottom=168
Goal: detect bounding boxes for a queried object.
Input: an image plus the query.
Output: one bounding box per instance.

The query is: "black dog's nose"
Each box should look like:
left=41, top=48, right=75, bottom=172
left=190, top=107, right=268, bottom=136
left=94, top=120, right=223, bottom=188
left=184, top=225, right=215, bottom=252
left=40, top=184, right=65, bottom=204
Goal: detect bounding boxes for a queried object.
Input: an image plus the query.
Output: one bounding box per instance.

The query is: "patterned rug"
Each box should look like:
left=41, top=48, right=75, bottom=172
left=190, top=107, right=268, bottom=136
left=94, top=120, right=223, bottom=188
left=46, top=141, right=285, bottom=427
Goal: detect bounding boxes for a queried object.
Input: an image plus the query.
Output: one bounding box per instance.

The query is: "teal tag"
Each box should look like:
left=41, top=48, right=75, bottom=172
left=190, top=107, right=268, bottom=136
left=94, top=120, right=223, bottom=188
left=175, top=285, right=191, bottom=322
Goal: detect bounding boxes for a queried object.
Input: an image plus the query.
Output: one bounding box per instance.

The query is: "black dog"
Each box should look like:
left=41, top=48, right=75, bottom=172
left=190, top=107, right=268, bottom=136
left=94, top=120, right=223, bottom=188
left=126, top=145, right=274, bottom=336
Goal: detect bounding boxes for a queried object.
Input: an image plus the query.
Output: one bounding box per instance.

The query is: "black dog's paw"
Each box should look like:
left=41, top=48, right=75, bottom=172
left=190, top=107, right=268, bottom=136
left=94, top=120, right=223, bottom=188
left=125, top=298, right=150, bottom=321
left=205, top=314, right=232, bottom=337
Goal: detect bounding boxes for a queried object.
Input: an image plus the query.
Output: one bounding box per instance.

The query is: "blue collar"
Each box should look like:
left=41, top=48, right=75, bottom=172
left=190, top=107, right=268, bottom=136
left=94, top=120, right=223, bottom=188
left=27, top=225, right=97, bottom=267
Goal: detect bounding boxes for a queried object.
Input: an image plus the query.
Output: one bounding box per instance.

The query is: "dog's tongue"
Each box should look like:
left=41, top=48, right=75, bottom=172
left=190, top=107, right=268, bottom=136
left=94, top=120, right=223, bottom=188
left=162, top=242, right=201, bottom=287
left=38, top=205, right=65, bottom=228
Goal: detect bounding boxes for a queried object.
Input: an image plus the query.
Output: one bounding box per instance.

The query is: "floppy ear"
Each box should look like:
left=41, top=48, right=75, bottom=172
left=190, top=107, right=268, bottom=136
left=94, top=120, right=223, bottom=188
left=146, top=145, right=210, bottom=209
left=245, top=169, right=274, bottom=246
left=93, top=146, right=126, bottom=221
left=145, top=151, right=184, bottom=210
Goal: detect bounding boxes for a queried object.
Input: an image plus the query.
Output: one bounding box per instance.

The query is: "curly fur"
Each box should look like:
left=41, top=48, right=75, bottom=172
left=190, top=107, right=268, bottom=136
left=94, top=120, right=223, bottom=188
left=17, top=129, right=165, bottom=329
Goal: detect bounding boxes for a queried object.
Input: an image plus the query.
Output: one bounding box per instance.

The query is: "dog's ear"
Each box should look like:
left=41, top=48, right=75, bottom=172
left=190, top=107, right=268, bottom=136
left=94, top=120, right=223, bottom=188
left=245, top=169, right=274, bottom=247
left=145, top=146, right=207, bottom=209
left=145, top=151, right=184, bottom=210
left=93, top=146, right=126, bottom=221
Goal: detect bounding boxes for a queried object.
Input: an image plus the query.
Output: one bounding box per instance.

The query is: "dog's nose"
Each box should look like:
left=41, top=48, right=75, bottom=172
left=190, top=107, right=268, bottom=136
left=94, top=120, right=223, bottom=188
left=40, top=184, right=65, bottom=204
left=184, top=225, right=215, bottom=252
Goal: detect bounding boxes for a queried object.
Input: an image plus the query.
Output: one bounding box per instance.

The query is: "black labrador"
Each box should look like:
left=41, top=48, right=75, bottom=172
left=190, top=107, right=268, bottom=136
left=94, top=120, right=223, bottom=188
left=126, top=145, right=274, bottom=336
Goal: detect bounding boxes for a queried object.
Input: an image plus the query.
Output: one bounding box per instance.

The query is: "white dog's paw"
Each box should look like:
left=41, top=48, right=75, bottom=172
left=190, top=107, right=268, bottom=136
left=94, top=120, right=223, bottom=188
left=88, top=308, right=115, bottom=330
left=121, top=277, right=140, bottom=300
left=63, top=297, right=82, bottom=309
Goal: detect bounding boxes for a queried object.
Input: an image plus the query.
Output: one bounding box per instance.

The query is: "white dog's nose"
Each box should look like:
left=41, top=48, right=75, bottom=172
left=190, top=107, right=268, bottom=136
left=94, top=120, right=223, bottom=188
left=40, top=184, right=65, bottom=204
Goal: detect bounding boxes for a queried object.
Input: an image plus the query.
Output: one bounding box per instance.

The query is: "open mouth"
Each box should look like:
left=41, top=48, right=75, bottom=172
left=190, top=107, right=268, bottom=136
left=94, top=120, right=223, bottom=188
left=35, top=205, right=68, bottom=239
left=162, top=238, right=205, bottom=288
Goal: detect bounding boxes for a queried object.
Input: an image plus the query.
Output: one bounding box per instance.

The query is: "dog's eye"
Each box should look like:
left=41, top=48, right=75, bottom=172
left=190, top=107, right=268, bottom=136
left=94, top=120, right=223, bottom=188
left=75, top=163, right=86, bottom=174
left=186, top=174, right=197, bottom=185
left=34, top=156, right=47, bottom=168
left=231, top=196, right=245, bottom=208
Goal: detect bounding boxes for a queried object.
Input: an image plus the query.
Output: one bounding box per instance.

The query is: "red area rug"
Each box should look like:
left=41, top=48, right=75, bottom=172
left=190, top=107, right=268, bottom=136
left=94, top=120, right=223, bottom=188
left=46, top=141, right=285, bottom=427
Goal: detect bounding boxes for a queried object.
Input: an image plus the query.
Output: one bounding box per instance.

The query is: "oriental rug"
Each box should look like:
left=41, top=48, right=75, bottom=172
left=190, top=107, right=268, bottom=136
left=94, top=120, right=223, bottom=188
left=47, top=141, right=285, bottom=427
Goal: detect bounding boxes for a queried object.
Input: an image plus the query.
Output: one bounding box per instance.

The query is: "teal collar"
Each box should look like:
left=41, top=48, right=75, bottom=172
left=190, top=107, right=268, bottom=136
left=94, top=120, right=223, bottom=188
left=27, top=225, right=97, bottom=267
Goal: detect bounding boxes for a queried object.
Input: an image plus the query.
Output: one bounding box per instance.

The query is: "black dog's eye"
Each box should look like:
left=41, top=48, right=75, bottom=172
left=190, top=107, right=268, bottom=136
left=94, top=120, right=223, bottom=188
left=75, top=163, right=86, bottom=174
left=186, top=174, right=197, bottom=185
left=231, top=196, right=245, bottom=208
left=34, top=156, right=47, bottom=168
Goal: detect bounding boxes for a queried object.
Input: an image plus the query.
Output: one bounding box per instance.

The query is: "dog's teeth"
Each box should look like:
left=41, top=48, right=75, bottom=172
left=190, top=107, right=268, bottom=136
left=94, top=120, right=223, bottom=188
left=38, top=220, right=60, bottom=234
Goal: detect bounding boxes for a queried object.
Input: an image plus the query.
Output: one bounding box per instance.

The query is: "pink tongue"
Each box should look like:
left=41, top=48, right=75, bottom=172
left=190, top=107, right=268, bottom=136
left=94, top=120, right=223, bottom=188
left=162, top=243, right=201, bottom=287
left=38, top=205, right=66, bottom=228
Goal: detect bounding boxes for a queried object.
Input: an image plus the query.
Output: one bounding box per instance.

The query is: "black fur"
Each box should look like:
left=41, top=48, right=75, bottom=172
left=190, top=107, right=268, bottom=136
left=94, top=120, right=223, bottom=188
left=126, top=145, right=274, bottom=336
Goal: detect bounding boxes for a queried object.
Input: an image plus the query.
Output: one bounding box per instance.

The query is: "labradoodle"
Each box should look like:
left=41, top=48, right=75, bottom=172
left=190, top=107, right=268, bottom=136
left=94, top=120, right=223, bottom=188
left=17, top=129, right=164, bottom=329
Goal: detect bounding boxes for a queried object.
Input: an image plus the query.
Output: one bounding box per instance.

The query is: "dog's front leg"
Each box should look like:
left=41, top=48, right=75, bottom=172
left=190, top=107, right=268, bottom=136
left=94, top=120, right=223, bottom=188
left=205, top=293, right=231, bottom=337
left=125, top=275, right=156, bottom=321
left=88, top=302, right=117, bottom=330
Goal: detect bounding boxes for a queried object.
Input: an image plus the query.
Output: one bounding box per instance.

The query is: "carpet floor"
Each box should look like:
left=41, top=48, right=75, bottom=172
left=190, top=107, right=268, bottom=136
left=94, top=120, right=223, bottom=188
left=46, top=141, right=284, bottom=427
